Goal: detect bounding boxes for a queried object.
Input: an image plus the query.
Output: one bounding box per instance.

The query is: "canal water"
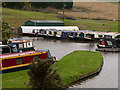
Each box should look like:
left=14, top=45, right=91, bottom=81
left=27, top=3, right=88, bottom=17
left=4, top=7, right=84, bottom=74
left=21, top=36, right=118, bottom=88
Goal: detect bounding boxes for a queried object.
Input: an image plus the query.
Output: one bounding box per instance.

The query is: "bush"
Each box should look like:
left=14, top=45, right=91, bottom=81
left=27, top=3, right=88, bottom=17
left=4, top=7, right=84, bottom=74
left=28, top=58, right=65, bottom=89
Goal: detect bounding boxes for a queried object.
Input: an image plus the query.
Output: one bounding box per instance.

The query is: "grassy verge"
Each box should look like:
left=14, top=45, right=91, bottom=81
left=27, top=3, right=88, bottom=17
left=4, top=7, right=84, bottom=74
left=2, top=8, right=118, bottom=32
left=2, top=50, right=103, bottom=88
left=52, top=50, right=103, bottom=85
left=2, top=70, right=29, bottom=88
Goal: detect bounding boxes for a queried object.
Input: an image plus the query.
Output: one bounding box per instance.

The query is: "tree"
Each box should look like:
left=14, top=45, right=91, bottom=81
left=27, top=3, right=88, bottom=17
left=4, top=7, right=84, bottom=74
left=2, top=2, right=31, bottom=9
left=2, top=22, right=12, bottom=45
left=27, top=58, right=65, bottom=89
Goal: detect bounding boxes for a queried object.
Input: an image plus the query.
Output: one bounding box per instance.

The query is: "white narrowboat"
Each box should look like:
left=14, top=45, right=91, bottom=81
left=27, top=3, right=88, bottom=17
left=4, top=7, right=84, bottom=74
left=20, top=26, right=79, bottom=36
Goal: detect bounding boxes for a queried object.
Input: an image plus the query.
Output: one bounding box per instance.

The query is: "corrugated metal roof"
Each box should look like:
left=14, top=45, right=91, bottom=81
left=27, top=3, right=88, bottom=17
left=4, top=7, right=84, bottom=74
left=29, top=20, right=64, bottom=23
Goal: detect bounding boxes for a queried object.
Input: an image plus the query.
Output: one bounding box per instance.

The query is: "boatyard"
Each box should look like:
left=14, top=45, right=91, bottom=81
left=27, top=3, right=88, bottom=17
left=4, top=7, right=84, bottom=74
left=1, top=1, right=119, bottom=89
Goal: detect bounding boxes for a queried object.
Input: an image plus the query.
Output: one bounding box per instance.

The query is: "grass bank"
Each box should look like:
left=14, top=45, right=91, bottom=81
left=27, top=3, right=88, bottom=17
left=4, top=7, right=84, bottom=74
left=52, top=50, right=103, bottom=85
left=2, top=8, right=118, bottom=32
left=2, top=50, right=103, bottom=88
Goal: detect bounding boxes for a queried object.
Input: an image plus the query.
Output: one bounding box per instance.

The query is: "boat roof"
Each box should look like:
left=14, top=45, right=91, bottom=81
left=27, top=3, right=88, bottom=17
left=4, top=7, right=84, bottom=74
left=0, top=45, right=9, bottom=48
left=21, top=26, right=79, bottom=31
left=11, top=39, right=32, bottom=44
left=0, top=50, right=44, bottom=59
left=29, top=20, right=64, bottom=23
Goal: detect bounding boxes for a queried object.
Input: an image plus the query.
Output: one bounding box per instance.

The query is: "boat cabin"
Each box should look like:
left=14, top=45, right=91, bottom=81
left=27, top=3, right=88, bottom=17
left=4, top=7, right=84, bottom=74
left=0, top=45, right=11, bottom=54
left=11, top=40, right=35, bottom=52
left=97, top=38, right=120, bottom=48
left=0, top=40, right=35, bottom=54
left=0, top=50, right=49, bottom=73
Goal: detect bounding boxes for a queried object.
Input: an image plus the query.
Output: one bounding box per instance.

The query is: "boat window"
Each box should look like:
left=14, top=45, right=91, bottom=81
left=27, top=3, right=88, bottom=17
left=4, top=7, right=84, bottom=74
left=54, top=32, right=57, bottom=35
left=68, top=32, right=71, bottom=36
left=2, top=47, right=11, bottom=54
left=104, top=35, right=112, bottom=39
left=115, top=35, right=120, bottom=38
left=19, top=44, right=24, bottom=48
left=80, top=33, right=84, bottom=37
left=100, top=40, right=105, bottom=45
left=107, top=40, right=112, bottom=45
left=39, top=30, right=43, bottom=33
left=12, top=45, right=18, bottom=53
left=27, top=42, right=33, bottom=47
left=34, top=29, right=38, bottom=33
left=49, top=31, right=52, bottom=35
left=40, top=30, right=44, bottom=34
left=16, top=58, right=24, bottom=65
left=98, top=35, right=102, bottom=38
left=71, top=33, right=73, bottom=36
left=24, top=43, right=27, bottom=48
left=33, top=55, right=40, bottom=62
left=86, top=34, right=92, bottom=38
left=32, top=29, right=35, bottom=33
left=44, top=31, right=46, bottom=34
left=74, top=33, right=77, bottom=36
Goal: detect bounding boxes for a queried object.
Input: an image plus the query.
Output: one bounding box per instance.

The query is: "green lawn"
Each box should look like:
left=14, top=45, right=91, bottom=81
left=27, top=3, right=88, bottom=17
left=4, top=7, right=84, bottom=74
left=52, top=50, right=103, bottom=85
left=2, top=8, right=118, bottom=32
left=2, top=70, right=29, bottom=88
left=2, top=50, right=103, bottom=88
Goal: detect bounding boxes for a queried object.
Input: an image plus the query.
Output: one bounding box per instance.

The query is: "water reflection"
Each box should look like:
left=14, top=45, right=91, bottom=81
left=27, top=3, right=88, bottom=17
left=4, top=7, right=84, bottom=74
left=21, top=36, right=118, bottom=88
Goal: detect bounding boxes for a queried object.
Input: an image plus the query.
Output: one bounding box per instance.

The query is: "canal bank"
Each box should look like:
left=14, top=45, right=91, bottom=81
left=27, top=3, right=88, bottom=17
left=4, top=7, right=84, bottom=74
left=52, top=50, right=103, bottom=87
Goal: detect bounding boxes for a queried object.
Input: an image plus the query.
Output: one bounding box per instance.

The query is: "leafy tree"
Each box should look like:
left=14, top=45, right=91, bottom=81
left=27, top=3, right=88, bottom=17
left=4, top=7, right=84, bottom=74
left=2, top=22, right=12, bottom=45
left=28, top=58, right=65, bottom=89
left=2, top=2, right=31, bottom=9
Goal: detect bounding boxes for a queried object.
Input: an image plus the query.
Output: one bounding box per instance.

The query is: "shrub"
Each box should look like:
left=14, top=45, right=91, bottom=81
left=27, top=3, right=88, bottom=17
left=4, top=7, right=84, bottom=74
left=28, top=58, right=65, bottom=89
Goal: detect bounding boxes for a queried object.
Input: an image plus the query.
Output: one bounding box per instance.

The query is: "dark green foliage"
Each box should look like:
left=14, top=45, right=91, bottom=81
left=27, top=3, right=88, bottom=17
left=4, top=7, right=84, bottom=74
left=3, top=2, right=73, bottom=9
left=31, top=2, right=73, bottom=9
left=28, top=58, right=65, bottom=89
left=2, top=2, right=31, bottom=9
left=65, top=2, right=73, bottom=9
left=2, top=22, right=11, bottom=45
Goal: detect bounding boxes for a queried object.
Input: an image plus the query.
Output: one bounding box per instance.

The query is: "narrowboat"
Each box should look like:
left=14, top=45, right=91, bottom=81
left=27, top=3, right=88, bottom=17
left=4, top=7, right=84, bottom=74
left=0, top=50, right=52, bottom=73
left=0, top=39, right=55, bottom=73
left=0, top=40, right=35, bottom=54
left=84, top=31, right=120, bottom=40
left=97, top=38, right=120, bottom=48
left=69, top=31, right=78, bottom=39
left=20, top=26, right=79, bottom=36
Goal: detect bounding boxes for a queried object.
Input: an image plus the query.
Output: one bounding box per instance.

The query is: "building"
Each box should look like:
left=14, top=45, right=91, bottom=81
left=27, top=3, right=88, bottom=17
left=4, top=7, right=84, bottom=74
left=24, top=20, right=64, bottom=26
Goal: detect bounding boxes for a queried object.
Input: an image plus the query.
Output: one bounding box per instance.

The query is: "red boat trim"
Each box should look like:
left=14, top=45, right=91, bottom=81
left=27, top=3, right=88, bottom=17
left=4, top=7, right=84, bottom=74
left=1, top=51, right=46, bottom=60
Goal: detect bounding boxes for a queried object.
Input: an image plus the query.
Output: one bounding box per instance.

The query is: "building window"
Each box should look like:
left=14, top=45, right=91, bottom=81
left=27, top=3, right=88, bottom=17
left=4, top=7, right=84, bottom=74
left=16, top=58, right=24, bottom=65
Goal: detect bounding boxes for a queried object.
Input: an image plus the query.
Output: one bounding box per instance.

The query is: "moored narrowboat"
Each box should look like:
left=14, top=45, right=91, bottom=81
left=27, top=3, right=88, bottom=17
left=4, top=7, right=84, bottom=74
left=0, top=39, right=55, bottom=73
left=0, top=50, right=52, bottom=73
left=0, top=40, right=35, bottom=54
left=97, top=38, right=120, bottom=48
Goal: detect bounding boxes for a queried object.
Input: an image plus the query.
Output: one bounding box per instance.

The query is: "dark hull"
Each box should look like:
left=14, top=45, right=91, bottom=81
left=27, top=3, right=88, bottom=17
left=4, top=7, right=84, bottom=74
left=2, top=65, right=30, bottom=73
left=96, top=48, right=120, bottom=52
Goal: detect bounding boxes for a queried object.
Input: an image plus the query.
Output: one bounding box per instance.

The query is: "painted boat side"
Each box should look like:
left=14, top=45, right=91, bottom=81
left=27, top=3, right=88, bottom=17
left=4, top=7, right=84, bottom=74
left=1, top=50, right=48, bottom=73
